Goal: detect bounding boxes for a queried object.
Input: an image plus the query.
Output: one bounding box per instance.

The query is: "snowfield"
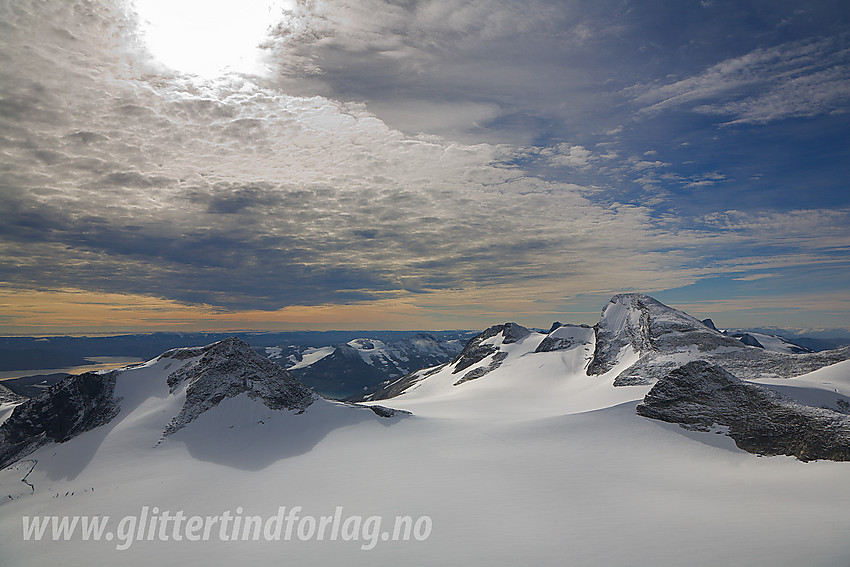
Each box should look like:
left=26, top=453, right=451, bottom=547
left=1, top=296, right=849, bottom=566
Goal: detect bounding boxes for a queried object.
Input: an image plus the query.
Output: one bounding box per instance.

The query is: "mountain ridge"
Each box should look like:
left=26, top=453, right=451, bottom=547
left=0, top=337, right=406, bottom=470
left=369, top=293, right=850, bottom=402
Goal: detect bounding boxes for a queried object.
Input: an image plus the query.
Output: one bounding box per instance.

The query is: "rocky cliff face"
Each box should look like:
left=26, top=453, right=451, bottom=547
left=587, top=293, right=737, bottom=378
left=451, top=323, right=530, bottom=375
left=637, top=361, right=850, bottom=462
left=534, top=324, right=593, bottom=353
left=0, top=371, right=120, bottom=469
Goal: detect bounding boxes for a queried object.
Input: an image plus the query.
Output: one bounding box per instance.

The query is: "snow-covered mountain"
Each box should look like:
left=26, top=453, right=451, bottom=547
left=584, top=294, right=847, bottom=383
left=721, top=329, right=814, bottom=353
left=264, top=333, right=466, bottom=399
left=369, top=293, right=850, bottom=455
left=373, top=294, right=848, bottom=399
left=2, top=295, right=850, bottom=566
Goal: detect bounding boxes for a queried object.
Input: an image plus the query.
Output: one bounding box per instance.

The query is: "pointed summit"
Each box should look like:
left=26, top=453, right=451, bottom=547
left=587, top=293, right=727, bottom=376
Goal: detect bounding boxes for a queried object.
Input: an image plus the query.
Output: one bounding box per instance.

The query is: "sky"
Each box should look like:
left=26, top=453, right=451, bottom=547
left=0, top=0, right=848, bottom=335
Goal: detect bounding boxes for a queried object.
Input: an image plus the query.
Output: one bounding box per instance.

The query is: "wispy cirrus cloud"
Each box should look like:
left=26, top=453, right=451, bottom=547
left=627, top=37, right=850, bottom=124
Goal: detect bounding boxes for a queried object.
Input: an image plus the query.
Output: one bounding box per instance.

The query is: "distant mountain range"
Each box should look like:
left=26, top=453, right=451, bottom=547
left=0, top=330, right=474, bottom=400
left=1, top=321, right=839, bottom=400
left=0, top=330, right=475, bottom=368
left=265, top=333, right=468, bottom=398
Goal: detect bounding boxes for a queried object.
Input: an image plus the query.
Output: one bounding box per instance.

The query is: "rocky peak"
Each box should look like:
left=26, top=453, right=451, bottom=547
left=163, top=337, right=316, bottom=436
left=736, top=333, right=765, bottom=349
left=451, top=323, right=530, bottom=375
left=0, top=337, right=321, bottom=469
left=501, top=322, right=532, bottom=344
left=588, top=293, right=735, bottom=376
left=535, top=324, right=594, bottom=353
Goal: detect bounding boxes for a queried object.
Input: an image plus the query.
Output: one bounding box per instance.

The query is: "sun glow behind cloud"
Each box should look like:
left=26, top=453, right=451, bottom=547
left=134, top=0, right=292, bottom=78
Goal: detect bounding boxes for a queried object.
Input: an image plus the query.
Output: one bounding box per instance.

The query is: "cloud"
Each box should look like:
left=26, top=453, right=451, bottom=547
left=0, top=0, right=848, bottom=331
left=626, top=37, right=850, bottom=124
left=257, top=0, right=629, bottom=142
left=733, top=274, right=776, bottom=282
left=669, top=292, right=850, bottom=322
left=0, top=0, right=712, bottom=311
left=542, top=144, right=594, bottom=168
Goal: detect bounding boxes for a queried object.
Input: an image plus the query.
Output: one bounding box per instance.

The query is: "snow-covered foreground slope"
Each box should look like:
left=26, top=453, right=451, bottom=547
left=2, top=388, right=850, bottom=565
left=3, top=374, right=850, bottom=565
left=2, top=297, right=850, bottom=565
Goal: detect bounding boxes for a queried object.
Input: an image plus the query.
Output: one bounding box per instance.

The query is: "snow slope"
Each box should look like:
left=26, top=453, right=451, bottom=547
left=374, top=323, right=648, bottom=419
left=286, top=346, right=336, bottom=370
left=753, top=358, right=850, bottom=412
left=724, top=330, right=814, bottom=353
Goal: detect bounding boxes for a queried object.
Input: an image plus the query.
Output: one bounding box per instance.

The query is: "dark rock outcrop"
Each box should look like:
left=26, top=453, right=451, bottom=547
left=447, top=323, right=530, bottom=384
left=363, top=405, right=412, bottom=418
left=737, top=333, right=765, bottom=349
left=637, top=361, right=850, bottom=461
left=0, top=371, right=120, bottom=469
left=454, top=351, right=508, bottom=385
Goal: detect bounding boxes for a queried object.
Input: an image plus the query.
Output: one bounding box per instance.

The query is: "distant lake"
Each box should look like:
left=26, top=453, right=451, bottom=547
left=0, top=356, right=145, bottom=381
